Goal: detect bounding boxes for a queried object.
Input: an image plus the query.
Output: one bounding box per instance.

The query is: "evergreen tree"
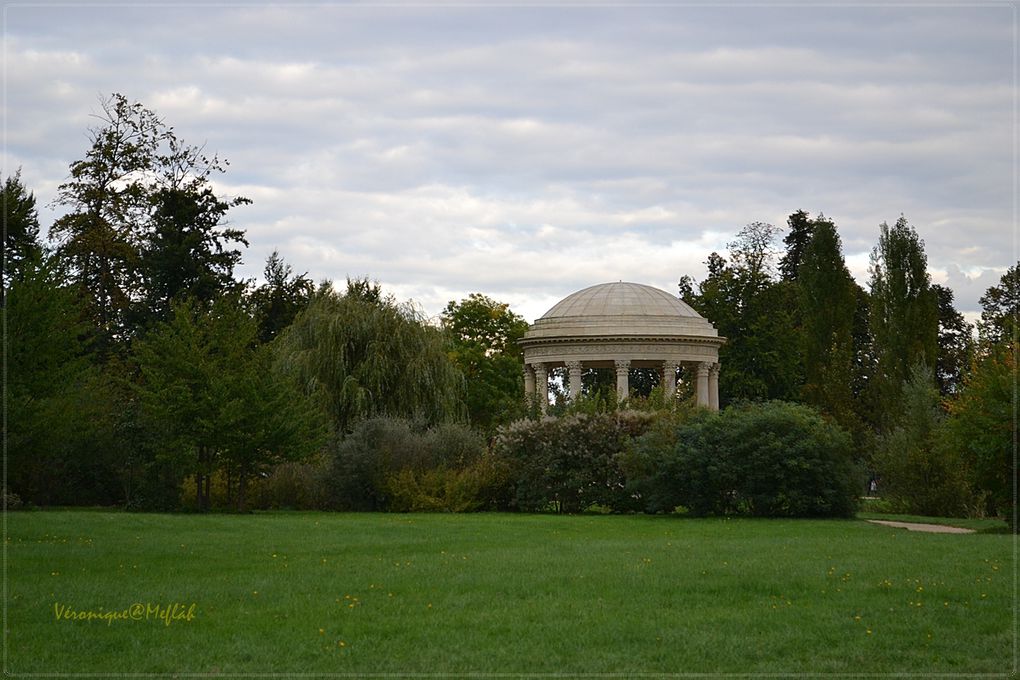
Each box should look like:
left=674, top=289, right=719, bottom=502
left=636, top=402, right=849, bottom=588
left=796, top=215, right=856, bottom=426
left=779, top=209, right=814, bottom=282
left=932, top=283, right=974, bottom=396
left=250, top=250, right=314, bottom=344
left=2, top=169, right=42, bottom=296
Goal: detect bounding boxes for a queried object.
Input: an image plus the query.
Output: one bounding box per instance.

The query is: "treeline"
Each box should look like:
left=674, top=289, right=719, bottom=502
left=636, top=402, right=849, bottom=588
left=4, top=94, right=1016, bottom=527
left=5, top=94, right=529, bottom=512
left=674, top=215, right=1015, bottom=523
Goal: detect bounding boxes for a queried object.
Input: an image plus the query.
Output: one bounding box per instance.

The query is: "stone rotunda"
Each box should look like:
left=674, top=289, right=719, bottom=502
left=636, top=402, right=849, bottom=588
left=519, top=282, right=725, bottom=410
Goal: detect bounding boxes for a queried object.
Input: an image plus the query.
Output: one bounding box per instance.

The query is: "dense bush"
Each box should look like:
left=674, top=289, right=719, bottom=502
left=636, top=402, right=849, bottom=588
left=492, top=410, right=658, bottom=512
left=251, top=457, right=332, bottom=510
left=875, top=364, right=981, bottom=518
left=326, top=417, right=496, bottom=511
left=628, top=401, right=861, bottom=517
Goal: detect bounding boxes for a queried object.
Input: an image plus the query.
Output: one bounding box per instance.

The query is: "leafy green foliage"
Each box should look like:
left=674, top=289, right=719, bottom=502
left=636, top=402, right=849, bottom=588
left=5, top=253, right=124, bottom=505
left=868, top=217, right=938, bottom=425
left=2, top=169, right=42, bottom=291
left=778, top=209, right=815, bottom=282
left=977, top=262, right=1019, bottom=346
left=685, top=222, right=801, bottom=405
left=326, top=417, right=499, bottom=511
left=492, top=411, right=657, bottom=512
left=277, top=284, right=465, bottom=436
left=135, top=186, right=249, bottom=328
left=932, top=284, right=973, bottom=396
left=49, top=93, right=250, bottom=352
left=249, top=250, right=314, bottom=344
left=796, top=215, right=857, bottom=428
left=629, top=401, right=860, bottom=517
left=942, top=345, right=1015, bottom=527
left=441, top=293, right=529, bottom=432
left=132, top=295, right=325, bottom=511
left=873, top=364, right=977, bottom=517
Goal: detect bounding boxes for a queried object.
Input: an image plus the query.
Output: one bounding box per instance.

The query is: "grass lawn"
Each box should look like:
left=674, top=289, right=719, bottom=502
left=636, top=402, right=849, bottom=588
left=7, top=511, right=1014, bottom=675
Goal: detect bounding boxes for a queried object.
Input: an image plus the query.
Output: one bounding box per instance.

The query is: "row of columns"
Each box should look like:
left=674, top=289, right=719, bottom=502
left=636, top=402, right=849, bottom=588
left=524, top=360, right=720, bottom=411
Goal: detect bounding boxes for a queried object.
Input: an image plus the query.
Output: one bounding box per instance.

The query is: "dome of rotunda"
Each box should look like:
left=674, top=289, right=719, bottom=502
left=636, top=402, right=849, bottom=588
left=524, top=281, right=719, bottom=342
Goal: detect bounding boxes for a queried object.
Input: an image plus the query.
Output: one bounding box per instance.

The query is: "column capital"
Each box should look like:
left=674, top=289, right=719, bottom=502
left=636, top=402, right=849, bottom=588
left=696, top=361, right=711, bottom=376
left=565, top=360, right=583, bottom=370
left=614, top=359, right=631, bottom=373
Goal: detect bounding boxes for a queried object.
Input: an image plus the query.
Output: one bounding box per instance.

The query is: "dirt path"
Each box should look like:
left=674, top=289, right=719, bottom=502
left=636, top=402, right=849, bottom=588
left=866, top=519, right=975, bottom=534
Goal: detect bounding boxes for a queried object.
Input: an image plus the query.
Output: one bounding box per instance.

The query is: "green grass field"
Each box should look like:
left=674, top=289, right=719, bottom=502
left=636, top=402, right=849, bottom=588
left=7, top=511, right=1014, bottom=675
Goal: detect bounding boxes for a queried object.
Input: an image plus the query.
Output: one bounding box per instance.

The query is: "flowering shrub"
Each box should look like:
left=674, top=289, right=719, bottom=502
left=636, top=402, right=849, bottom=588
left=492, top=410, right=657, bottom=512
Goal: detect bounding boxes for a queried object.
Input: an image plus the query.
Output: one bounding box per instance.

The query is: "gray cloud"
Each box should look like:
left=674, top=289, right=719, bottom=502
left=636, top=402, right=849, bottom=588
left=5, top=3, right=1014, bottom=322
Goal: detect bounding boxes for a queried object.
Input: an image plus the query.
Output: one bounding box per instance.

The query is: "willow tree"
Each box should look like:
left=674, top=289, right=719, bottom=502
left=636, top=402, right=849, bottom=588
left=276, top=280, right=466, bottom=434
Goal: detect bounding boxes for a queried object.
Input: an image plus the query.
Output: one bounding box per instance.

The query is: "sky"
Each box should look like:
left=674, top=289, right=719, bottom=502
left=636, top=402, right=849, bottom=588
left=4, top=1, right=1016, bottom=324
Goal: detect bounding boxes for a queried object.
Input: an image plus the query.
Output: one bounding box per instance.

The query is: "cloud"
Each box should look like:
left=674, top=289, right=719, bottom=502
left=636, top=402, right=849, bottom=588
left=5, top=4, right=1014, bottom=323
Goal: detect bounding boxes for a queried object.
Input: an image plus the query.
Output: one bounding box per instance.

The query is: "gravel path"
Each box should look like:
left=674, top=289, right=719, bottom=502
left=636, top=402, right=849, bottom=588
left=866, top=519, right=975, bottom=534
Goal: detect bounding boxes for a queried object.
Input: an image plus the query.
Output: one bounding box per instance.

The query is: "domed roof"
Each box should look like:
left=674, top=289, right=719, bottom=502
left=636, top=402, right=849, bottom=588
left=541, top=281, right=701, bottom=319
left=523, top=281, right=719, bottom=342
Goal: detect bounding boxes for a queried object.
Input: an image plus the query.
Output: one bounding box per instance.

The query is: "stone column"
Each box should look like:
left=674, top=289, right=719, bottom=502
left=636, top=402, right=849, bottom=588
left=615, top=359, right=631, bottom=403
left=566, top=360, right=583, bottom=402
left=523, top=364, right=535, bottom=404
left=696, top=361, right=710, bottom=408
left=533, top=362, right=549, bottom=412
left=661, top=361, right=677, bottom=397
left=709, top=362, right=720, bottom=411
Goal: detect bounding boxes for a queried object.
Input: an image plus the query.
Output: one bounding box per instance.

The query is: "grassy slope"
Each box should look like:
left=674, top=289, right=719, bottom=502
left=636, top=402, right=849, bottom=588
left=8, top=511, right=1013, bottom=674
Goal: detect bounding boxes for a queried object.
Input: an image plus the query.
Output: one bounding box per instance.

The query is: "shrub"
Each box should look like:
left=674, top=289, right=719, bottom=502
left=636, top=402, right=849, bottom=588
left=629, top=401, right=861, bottom=517
left=875, top=363, right=981, bottom=518
left=251, top=456, right=331, bottom=510
left=385, top=455, right=510, bottom=512
left=326, top=417, right=491, bottom=511
left=492, top=410, right=658, bottom=512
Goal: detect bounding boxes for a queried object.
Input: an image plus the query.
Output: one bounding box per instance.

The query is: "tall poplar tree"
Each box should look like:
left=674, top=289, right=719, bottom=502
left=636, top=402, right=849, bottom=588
left=868, top=216, right=938, bottom=425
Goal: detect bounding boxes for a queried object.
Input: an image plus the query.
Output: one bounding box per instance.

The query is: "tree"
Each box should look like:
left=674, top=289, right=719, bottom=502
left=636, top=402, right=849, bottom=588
left=49, top=94, right=167, bottom=352
left=276, top=284, right=465, bottom=435
left=779, top=209, right=815, bottom=282
left=686, top=223, right=800, bottom=404
left=868, top=216, right=938, bottom=424
left=133, top=293, right=323, bottom=511
left=216, top=344, right=326, bottom=512
left=932, top=284, right=974, bottom=396
left=796, top=215, right=856, bottom=426
left=942, top=344, right=1015, bottom=527
left=872, top=363, right=975, bottom=517
left=5, top=253, right=122, bottom=505
left=49, top=93, right=249, bottom=351
left=135, top=150, right=250, bottom=328
left=249, top=250, right=314, bottom=344
left=441, top=293, right=529, bottom=432
left=2, top=169, right=42, bottom=296
left=978, top=262, right=1020, bottom=346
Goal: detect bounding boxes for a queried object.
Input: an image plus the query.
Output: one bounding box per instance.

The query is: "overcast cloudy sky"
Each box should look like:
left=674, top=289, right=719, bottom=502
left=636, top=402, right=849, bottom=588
left=5, top=1, right=1016, bottom=322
